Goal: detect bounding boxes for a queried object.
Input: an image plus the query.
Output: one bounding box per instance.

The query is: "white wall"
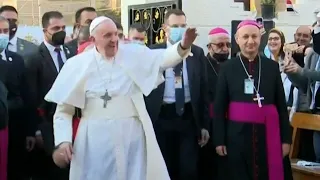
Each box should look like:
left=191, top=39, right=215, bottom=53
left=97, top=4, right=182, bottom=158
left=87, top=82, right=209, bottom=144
left=121, top=0, right=319, bottom=52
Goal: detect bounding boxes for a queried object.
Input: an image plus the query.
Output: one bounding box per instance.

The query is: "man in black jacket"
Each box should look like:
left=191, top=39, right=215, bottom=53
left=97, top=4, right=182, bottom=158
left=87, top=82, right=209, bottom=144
left=145, top=9, right=210, bottom=180
left=66, top=7, right=97, bottom=53
left=0, top=79, right=8, bottom=180
left=25, top=11, right=76, bottom=180
left=0, top=16, right=34, bottom=180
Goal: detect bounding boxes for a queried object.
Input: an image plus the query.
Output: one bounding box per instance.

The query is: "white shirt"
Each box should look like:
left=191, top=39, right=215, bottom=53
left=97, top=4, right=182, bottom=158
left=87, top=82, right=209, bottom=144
left=0, top=50, right=6, bottom=61
left=163, top=42, right=191, bottom=103
left=7, top=35, right=17, bottom=52
left=44, top=40, right=67, bottom=72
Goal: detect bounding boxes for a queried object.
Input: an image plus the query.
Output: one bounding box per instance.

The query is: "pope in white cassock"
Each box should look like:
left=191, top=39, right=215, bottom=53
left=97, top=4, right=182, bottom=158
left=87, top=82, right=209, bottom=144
left=45, top=16, right=197, bottom=180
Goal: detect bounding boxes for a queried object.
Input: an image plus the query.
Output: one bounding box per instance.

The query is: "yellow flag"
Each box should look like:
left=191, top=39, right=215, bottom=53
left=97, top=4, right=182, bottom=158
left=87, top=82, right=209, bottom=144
left=250, top=0, right=256, bottom=11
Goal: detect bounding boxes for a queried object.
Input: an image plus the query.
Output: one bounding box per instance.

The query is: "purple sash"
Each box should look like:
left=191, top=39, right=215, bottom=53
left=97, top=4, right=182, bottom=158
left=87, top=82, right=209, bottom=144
left=0, top=127, right=8, bottom=180
left=228, top=102, right=284, bottom=180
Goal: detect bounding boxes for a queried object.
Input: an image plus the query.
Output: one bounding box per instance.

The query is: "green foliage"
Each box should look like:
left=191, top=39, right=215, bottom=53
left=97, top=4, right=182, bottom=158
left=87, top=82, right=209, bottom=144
left=261, top=0, right=275, bottom=5
left=96, top=9, right=121, bottom=23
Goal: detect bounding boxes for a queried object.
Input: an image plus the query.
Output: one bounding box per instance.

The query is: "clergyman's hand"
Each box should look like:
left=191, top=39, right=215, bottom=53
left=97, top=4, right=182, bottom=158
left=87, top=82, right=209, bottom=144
left=282, top=143, right=291, bottom=157
left=198, top=129, right=210, bottom=147
left=26, top=136, right=36, bottom=152
left=216, top=145, right=227, bottom=156
left=52, top=142, right=73, bottom=168
left=180, top=28, right=197, bottom=49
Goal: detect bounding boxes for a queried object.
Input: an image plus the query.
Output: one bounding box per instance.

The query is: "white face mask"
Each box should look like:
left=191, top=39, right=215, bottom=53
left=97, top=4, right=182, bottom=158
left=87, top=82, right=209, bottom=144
left=131, top=40, right=145, bottom=45
left=0, top=34, right=9, bottom=52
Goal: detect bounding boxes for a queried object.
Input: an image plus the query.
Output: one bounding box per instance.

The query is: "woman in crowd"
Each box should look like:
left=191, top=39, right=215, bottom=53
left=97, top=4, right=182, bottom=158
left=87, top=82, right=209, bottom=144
left=264, top=28, right=298, bottom=121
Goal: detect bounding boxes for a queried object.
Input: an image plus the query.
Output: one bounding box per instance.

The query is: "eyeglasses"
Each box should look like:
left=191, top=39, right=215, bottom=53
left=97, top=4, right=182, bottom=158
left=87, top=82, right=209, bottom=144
left=211, top=42, right=231, bottom=48
left=268, top=37, right=280, bottom=41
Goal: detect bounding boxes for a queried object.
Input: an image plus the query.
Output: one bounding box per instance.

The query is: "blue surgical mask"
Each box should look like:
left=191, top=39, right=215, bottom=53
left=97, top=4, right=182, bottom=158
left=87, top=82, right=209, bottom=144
left=169, top=27, right=186, bottom=43
left=0, top=34, right=9, bottom=52
left=131, top=40, right=145, bottom=45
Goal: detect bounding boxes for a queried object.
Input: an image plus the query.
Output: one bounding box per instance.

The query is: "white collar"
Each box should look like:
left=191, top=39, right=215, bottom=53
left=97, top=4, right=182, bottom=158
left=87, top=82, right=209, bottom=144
left=0, top=50, right=6, bottom=61
left=9, top=35, right=17, bottom=46
left=93, top=46, right=116, bottom=62
left=43, top=40, right=63, bottom=53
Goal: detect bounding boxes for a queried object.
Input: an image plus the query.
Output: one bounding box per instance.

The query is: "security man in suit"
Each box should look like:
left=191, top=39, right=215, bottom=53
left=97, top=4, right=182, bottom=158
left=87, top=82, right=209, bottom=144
left=145, top=9, right=210, bottom=180
left=0, top=15, right=33, bottom=180
left=0, top=5, right=38, bottom=56
left=25, top=11, right=76, bottom=180
left=66, top=7, right=97, bottom=53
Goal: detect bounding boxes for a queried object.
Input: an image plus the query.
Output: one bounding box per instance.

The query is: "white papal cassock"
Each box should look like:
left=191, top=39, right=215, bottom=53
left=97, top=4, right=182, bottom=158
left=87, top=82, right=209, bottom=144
left=44, top=42, right=191, bottom=180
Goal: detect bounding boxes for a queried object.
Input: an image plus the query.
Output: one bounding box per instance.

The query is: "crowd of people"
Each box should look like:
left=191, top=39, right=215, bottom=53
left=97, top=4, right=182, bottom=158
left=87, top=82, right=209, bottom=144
left=0, top=3, right=320, bottom=180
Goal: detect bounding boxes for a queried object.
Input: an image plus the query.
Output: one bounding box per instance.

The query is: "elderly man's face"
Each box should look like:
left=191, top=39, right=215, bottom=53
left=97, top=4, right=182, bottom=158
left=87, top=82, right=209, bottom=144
left=294, top=26, right=312, bottom=46
left=93, top=21, right=118, bottom=57
left=208, top=36, right=230, bottom=55
left=236, top=26, right=261, bottom=55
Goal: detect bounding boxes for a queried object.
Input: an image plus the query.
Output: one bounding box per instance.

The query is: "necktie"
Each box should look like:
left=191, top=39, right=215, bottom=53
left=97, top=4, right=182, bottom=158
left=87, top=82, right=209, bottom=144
left=54, top=47, right=64, bottom=71
left=174, top=62, right=184, bottom=116
left=6, top=42, right=11, bottom=51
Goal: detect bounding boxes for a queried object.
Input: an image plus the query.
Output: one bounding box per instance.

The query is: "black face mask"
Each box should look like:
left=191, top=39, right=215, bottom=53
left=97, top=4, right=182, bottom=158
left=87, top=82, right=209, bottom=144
left=51, top=31, right=66, bottom=46
left=212, top=53, right=229, bottom=63
left=8, top=20, right=17, bottom=40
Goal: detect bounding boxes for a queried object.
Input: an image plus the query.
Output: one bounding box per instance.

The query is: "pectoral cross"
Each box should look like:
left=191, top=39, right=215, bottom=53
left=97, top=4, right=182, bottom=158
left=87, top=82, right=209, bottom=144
left=101, top=90, right=112, bottom=108
left=253, top=93, right=264, bottom=108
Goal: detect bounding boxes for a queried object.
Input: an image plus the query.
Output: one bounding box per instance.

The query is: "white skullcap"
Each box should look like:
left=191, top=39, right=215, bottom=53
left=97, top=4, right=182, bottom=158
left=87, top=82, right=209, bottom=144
left=89, top=16, right=112, bottom=35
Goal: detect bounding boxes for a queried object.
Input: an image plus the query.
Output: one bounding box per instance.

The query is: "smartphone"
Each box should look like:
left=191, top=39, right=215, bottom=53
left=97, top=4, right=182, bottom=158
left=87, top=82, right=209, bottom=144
left=256, top=17, right=266, bottom=35
left=256, top=17, right=263, bottom=25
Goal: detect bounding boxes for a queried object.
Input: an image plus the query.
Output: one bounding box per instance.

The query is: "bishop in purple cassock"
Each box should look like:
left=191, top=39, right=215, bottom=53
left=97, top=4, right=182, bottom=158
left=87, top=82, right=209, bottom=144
left=212, top=20, right=293, bottom=180
left=0, top=80, right=8, bottom=180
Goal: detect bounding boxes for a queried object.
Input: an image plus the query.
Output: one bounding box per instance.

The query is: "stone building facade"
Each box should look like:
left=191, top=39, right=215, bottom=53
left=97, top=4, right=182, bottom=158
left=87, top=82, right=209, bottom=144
left=0, top=0, right=120, bottom=26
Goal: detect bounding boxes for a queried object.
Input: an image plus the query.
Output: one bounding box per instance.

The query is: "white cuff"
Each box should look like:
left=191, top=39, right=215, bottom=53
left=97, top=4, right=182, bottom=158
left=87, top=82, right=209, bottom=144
left=53, top=104, right=75, bottom=145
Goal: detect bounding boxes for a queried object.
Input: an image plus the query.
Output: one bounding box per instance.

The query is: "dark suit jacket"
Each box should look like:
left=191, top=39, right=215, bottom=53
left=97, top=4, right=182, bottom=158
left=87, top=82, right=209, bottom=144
left=25, top=42, right=76, bottom=153
left=16, top=38, right=38, bottom=57
left=65, top=39, right=78, bottom=54
left=0, top=79, right=8, bottom=129
left=145, top=43, right=210, bottom=133
left=2, top=50, right=34, bottom=138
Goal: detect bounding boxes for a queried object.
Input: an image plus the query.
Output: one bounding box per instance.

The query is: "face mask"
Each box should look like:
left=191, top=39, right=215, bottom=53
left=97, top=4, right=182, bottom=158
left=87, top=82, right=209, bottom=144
left=212, top=53, right=229, bottom=63
left=51, top=31, right=66, bottom=46
left=0, top=34, right=9, bottom=52
left=169, top=27, right=186, bottom=43
left=8, top=20, right=17, bottom=40
left=131, top=40, right=145, bottom=45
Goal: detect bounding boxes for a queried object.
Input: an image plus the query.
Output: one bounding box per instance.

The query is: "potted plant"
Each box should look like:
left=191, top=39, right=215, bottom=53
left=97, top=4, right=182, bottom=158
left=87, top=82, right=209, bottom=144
left=261, top=0, right=276, bottom=19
